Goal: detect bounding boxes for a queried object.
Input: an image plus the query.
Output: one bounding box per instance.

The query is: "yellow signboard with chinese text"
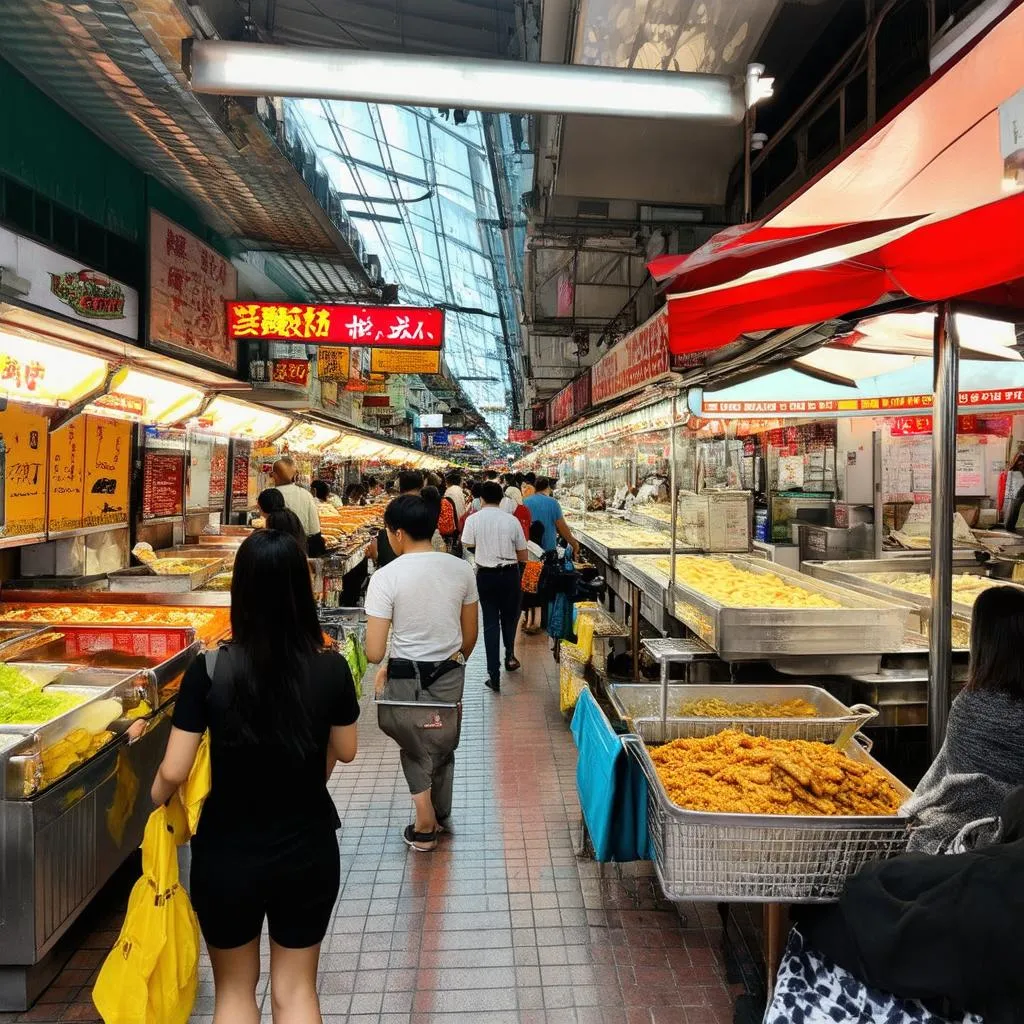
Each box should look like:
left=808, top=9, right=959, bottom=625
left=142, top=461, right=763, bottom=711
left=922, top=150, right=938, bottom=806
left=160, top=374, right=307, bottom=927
left=370, top=349, right=441, bottom=375
left=48, top=419, right=86, bottom=533
left=83, top=416, right=131, bottom=527
left=0, top=405, right=48, bottom=538
left=317, top=348, right=350, bottom=381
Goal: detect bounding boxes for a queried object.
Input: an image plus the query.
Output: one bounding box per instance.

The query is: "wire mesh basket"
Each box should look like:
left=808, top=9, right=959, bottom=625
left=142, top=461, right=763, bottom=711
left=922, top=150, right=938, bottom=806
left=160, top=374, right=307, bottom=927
left=610, top=684, right=878, bottom=745
left=318, top=606, right=367, bottom=646
left=625, top=734, right=911, bottom=903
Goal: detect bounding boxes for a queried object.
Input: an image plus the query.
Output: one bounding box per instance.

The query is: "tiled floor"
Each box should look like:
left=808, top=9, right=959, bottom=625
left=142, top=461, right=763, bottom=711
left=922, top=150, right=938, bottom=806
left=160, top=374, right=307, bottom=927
left=2, top=627, right=761, bottom=1024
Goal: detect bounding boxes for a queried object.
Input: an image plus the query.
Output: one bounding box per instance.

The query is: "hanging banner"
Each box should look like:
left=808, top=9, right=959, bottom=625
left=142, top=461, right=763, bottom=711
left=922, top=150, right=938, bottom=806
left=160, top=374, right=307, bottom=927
left=48, top=419, right=86, bottom=534
left=370, top=348, right=442, bottom=374
left=0, top=405, right=48, bottom=540
left=227, top=302, right=444, bottom=349
left=149, top=211, right=238, bottom=370
left=83, top=416, right=131, bottom=527
left=547, top=373, right=592, bottom=429
left=590, top=310, right=672, bottom=405
left=508, top=429, right=539, bottom=443
left=317, top=348, right=350, bottom=381
left=363, top=395, right=390, bottom=408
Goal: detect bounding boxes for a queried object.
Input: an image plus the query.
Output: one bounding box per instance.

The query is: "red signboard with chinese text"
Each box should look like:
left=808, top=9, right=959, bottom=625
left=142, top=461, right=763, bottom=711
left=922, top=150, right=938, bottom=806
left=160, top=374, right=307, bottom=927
left=591, top=310, right=671, bottom=405
left=149, top=211, right=238, bottom=370
left=227, top=302, right=444, bottom=350
left=547, top=373, right=592, bottom=429
left=508, top=429, right=539, bottom=443
left=362, top=395, right=391, bottom=408
left=702, top=389, right=1024, bottom=417
left=270, top=359, right=310, bottom=389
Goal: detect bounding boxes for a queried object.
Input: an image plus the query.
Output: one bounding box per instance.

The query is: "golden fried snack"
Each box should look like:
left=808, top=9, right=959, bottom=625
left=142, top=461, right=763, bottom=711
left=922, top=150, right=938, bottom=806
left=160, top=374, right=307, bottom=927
left=676, top=697, right=819, bottom=719
left=648, top=730, right=902, bottom=817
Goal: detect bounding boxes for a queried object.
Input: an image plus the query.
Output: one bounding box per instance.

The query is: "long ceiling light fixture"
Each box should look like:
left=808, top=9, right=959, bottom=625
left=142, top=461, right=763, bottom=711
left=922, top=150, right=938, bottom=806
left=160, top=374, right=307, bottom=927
left=185, top=41, right=745, bottom=125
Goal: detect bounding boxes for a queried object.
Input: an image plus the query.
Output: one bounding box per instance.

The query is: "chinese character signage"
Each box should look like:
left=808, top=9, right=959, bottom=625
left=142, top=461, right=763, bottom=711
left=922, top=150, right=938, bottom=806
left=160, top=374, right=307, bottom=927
left=591, top=310, right=672, bottom=405
left=370, top=348, right=441, bottom=375
left=48, top=419, right=86, bottom=534
left=508, top=429, right=539, bottom=443
left=702, top=390, right=1024, bottom=417
left=149, top=211, right=238, bottom=370
left=317, top=348, right=350, bottom=381
left=547, top=373, right=592, bottom=429
left=92, top=391, right=147, bottom=418
left=270, top=358, right=311, bottom=389
left=82, top=416, right=131, bottom=528
left=227, top=302, right=444, bottom=350
left=0, top=404, right=48, bottom=540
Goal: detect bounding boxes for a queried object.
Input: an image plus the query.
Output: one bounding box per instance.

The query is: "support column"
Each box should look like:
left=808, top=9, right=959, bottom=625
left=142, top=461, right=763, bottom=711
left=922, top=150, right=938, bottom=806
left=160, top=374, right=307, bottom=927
left=929, top=304, right=959, bottom=757
left=668, top=394, right=679, bottom=628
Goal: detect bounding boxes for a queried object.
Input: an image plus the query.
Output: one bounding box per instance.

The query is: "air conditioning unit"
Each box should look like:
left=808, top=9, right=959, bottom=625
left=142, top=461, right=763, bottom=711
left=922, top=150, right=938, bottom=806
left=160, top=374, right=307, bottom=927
left=364, top=254, right=382, bottom=284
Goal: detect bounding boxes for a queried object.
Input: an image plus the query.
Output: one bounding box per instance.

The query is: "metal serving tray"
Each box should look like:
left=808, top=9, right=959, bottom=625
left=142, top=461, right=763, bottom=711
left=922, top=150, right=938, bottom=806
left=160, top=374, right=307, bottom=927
left=626, top=733, right=911, bottom=903
left=575, top=527, right=672, bottom=564
left=108, top=558, right=226, bottom=593
left=609, top=683, right=877, bottom=744
left=669, top=555, right=909, bottom=660
left=617, top=554, right=675, bottom=602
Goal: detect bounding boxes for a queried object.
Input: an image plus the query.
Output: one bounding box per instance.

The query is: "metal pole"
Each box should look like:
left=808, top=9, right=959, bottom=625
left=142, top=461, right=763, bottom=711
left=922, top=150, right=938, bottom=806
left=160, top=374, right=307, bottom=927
left=659, top=658, right=670, bottom=725
left=582, top=451, right=588, bottom=528
left=669, top=394, right=679, bottom=608
left=630, top=583, right=642, bottom=682
left=929, top=304, right=959, bottom=757
left=743, top=105, right=755, bottom=221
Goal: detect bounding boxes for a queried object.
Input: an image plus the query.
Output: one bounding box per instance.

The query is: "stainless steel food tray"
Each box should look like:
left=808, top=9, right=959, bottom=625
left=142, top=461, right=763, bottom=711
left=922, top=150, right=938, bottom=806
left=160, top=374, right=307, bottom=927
left=610, top=684, right=877, bottom=744
left=617, top=555, right=675, bottom=602
left=109, top=558, right=226, bottom=593
left=626, top=733, right=911, bottom=903
left=0, top=626, right=52, bottom=661
left=575, top=528, right=672, bottom=564
left=669, top=555, right=909, bottom=659
left=801, top=558, right=1010, bottom=620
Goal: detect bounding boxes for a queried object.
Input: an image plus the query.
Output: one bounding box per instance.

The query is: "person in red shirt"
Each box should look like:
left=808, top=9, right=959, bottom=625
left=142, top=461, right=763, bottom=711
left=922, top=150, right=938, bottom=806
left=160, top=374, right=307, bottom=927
left=500, top=485, right=531, bottom=542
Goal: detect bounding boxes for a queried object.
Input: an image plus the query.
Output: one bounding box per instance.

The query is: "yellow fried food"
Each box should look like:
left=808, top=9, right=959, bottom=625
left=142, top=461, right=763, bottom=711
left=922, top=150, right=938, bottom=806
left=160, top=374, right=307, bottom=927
left=649, top=730, right=902, bottom=817
left=149, top=558, right=219, bottom=575
left=655, top=556, right=841, bottom=609
left=676, top=697, right=819, bottom=719
left=0, top=604, right=217, bottom=628
left=863, top=572, right=997, bottom=607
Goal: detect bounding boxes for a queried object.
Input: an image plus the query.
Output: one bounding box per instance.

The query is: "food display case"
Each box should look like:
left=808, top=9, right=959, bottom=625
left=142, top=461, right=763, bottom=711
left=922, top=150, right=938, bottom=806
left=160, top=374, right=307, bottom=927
left=0, top=649, right=186, bottom=1006
left=107, top=557, right=227, bottom=593
left=666, top=555, right=909, bottom=661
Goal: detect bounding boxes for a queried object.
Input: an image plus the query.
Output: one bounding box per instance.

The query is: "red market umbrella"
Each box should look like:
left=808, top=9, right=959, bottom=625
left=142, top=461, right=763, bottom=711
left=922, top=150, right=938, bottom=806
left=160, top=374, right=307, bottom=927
left=661, top=191, right=1024, bottom=356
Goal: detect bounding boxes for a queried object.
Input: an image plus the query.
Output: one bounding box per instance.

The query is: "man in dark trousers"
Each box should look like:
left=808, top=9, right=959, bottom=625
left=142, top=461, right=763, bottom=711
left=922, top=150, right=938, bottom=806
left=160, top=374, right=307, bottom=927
left=461, top=481, right=527, bottom=692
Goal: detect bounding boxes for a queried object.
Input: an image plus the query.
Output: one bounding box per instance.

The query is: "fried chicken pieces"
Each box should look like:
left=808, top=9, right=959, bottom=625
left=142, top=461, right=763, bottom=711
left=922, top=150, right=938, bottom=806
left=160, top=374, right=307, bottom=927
left=649, top=730, right=901, bottom=817
left=676, top=697, right=818, bottom=719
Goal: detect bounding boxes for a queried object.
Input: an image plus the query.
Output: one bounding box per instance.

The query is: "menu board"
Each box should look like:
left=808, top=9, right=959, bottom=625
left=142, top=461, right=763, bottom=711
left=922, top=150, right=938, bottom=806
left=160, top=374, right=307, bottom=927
left=0, top=405, right=47, bottom=539
left=230, top=440, right=252, bottom=512
left=142, top=450, right=185, bottom=520
left=955, top=440, right=986, bottom=495
left=209, top=440, right=228, bottom=509
left=83, top=416, right=131, bottom=527
left=48, top=419, right=86, bottom=533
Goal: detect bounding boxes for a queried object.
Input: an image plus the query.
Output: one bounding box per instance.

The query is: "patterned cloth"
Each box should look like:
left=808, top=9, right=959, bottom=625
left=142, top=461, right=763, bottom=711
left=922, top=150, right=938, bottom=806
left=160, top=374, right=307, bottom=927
left=765, top=930, right=982, bottom=1024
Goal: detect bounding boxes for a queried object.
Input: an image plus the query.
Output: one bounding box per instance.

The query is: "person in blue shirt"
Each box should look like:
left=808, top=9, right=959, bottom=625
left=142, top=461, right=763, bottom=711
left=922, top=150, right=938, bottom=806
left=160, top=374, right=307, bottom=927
left=523, top=477, right=580, bottom=558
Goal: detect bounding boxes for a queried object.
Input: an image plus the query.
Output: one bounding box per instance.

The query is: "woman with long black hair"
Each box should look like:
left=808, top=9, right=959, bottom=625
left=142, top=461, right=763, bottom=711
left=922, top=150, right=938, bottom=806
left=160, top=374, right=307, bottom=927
left=151, top=529, right=359, bottom=1024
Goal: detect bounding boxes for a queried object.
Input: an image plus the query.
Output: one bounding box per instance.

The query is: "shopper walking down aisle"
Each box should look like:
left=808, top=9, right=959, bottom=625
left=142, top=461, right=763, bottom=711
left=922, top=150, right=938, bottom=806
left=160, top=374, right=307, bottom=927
left=462, top=481, right=528, bottom=692
left=151, top=530, right=359, bottom=1024
left=271, top=456, right=326, bottom=556
left=366, top=469, right=424, bottom=568
left=524, top=476, right=580, bottom=558
left=365, top=492, right=479, bottom=852
left=903, top=586, right=1024, bottom=852
left=500, top=484, right=532, bottom=541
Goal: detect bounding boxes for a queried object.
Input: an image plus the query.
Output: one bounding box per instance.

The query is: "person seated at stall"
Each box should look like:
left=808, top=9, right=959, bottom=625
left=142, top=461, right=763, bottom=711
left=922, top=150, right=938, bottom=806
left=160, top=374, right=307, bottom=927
left=310, top=479, right=343, bottom=510
left=903, top=585, right=1024, bottom=853
left=270, top=457, right=325, bottom=557
left=767, top=785, right=1024, bottom=1024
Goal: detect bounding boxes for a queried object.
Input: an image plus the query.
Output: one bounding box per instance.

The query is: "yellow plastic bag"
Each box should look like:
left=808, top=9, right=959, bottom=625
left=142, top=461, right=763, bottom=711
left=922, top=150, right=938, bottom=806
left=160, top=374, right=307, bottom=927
left=180, top=732, right=211, bottom=838
left=92, top=805, right=199, bottom=1024
left=575, top=615, right=595, bottom=662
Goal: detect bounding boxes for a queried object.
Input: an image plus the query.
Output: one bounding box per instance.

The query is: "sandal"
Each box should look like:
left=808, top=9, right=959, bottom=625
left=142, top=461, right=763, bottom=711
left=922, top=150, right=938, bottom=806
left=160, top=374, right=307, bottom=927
left=403, top=825, right=438, bottom=852
left=505, top=656, right=522, bottom=672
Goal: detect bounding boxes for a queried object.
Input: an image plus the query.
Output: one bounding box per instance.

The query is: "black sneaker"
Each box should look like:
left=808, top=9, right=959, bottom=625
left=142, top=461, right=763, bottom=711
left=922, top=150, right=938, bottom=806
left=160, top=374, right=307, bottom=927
left=485, top=676, right=501, bottom=692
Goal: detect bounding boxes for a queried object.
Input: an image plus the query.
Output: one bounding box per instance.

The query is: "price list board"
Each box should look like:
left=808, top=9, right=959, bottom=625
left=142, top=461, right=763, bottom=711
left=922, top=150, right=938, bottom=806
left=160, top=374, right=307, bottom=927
left=142, top=449, right=186, bottom=520
left=83, top=416, right=131, bottom=527
left=230, top=439, right=252, bottom=512
left=48, top=418, right=86, bottom=534
left=0, top=405, right=48, bottom=539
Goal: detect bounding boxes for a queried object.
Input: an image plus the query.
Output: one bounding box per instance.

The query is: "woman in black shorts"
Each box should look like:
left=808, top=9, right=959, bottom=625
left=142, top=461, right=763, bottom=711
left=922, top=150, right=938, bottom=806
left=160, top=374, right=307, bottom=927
left=151, top=529, right=359, bottom=1024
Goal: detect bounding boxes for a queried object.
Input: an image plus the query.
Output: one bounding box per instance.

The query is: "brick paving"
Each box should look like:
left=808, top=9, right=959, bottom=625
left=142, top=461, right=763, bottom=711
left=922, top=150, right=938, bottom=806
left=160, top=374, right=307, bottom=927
left=1, top=628, right=759, bottom=1024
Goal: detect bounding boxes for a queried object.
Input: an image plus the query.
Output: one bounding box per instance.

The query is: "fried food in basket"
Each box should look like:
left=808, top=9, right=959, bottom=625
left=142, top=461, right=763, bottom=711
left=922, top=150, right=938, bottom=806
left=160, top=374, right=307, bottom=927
left=649, top=730, right=901, bottom=817
left=676, top=696, right=819, bottom=719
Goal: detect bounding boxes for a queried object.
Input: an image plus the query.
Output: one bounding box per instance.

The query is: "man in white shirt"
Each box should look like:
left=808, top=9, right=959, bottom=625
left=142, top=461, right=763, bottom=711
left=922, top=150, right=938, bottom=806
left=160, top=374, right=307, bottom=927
left=271, top=456, right=325, bottom=556
left=444, top=470, right=467, bottom=521
left=460, top=481, right=527, bottom=692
